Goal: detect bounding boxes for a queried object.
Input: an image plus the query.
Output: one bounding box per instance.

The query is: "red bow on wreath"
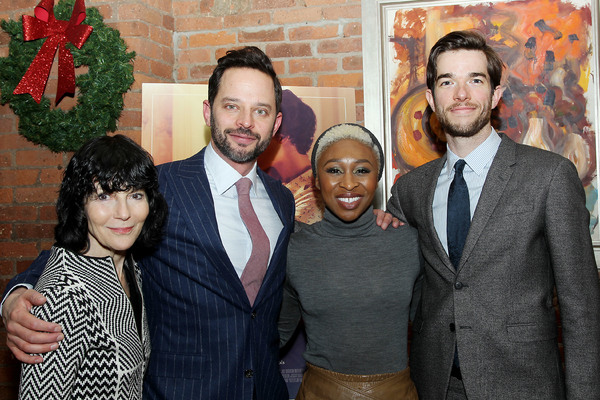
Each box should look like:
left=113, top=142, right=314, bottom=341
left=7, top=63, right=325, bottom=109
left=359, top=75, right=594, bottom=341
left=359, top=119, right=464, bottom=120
left=13, top=0, right=93, bottom=104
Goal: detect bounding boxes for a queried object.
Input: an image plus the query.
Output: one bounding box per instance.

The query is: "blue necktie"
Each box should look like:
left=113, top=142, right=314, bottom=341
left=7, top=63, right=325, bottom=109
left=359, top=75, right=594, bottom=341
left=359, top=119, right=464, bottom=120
left=447, top=159, right=470, bottom=372
left=447, top=160, right=470, bottom=269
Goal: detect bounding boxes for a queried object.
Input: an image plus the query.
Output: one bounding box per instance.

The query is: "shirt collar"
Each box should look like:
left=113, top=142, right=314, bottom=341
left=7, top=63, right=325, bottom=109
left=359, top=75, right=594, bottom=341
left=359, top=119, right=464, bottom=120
left=445, top=129, right=501, bottom=177
left=205, top=142, right=260, bottom=196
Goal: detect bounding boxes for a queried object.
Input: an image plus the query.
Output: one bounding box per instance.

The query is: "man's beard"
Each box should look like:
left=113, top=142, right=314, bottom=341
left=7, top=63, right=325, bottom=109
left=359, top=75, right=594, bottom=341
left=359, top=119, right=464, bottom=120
left=436, top=98, right=492, bottom=138
left=210, top=114, right=273, bottom=163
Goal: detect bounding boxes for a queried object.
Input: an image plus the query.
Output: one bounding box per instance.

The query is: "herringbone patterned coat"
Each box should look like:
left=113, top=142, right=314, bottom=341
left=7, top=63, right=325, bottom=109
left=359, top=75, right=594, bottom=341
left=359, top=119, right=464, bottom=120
left=18, top=246, right=150, bottom=400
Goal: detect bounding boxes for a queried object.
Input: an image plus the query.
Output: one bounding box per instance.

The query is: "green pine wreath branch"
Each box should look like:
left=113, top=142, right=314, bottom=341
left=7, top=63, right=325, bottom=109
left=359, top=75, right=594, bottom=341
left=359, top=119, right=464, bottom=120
left=0, top=0, right=135, bottom=152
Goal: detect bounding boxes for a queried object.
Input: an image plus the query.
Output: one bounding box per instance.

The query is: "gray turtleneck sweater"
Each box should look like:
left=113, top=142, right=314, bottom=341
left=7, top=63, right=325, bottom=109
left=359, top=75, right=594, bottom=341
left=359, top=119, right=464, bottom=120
left=278, top=206, right=422, bottom=375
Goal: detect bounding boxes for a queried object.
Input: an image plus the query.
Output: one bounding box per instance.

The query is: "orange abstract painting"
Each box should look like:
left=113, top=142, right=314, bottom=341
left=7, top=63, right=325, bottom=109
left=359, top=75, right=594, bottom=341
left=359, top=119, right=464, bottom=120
left=383, top=0, right=599, bottom=237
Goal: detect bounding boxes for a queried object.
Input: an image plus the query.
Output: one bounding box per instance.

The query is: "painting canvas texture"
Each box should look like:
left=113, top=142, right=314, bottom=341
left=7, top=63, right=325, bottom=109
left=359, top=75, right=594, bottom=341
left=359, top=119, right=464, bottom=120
left=384, top=0, right=599, bottom=238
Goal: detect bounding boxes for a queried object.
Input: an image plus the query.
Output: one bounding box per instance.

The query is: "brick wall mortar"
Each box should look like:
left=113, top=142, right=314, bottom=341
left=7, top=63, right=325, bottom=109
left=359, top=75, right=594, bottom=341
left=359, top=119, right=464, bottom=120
left=174, top=3, right=363, bottom=90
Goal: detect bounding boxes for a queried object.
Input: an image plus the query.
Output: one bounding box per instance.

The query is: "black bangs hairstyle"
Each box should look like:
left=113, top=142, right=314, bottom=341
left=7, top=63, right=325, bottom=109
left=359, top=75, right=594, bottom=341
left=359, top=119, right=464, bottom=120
left=55, top=134, right=168, bottom=256
left=208, top=46, right=282, bottom=114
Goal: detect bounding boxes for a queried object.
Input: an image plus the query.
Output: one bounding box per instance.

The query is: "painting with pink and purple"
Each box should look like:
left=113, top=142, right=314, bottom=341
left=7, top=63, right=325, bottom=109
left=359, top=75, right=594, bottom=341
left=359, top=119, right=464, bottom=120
left=385, top=0, right=599, bottom=239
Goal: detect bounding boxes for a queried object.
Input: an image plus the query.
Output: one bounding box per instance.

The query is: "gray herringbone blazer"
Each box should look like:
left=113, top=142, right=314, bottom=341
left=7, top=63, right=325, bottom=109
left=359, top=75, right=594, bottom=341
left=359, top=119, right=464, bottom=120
left=388, top=132, right=600, bottom=399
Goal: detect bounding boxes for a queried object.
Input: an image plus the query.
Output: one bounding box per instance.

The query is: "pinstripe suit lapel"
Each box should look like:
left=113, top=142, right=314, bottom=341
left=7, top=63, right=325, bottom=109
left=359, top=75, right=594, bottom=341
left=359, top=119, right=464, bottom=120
left=459, top=134, right=516, bottom=271
left=171, top=148, right=245, bottom=292
left=255, top=168, right=293, bottom=305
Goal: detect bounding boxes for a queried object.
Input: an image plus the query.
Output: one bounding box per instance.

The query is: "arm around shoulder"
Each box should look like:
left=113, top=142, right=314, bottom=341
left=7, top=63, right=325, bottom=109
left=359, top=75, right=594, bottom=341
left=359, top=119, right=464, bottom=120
left=2, top=251, right=63, bottom=364
left=18, top=286, right=90, bottom=399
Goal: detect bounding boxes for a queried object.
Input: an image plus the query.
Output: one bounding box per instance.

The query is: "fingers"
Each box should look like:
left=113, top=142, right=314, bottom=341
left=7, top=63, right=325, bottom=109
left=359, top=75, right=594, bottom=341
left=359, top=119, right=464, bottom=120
left=4, top=289, right=61, bottom=333
left=373, top=209, right=404, bottom=230
left=392, top=217, right=404, bottom=228
left=22, top=289, right=49, bottom=308
left=7, top=332, right=60, bottom=364
left=7, top=340, right=44, bottom=364
left=373, top=209, right=390, bottom=230
left=2, top=289, right=63, bottom=363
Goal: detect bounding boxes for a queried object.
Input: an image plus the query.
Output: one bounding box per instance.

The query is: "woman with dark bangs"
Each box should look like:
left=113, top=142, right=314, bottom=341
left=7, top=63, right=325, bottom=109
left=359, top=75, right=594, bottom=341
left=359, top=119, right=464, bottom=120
left=18, top=135, right=167, bottom=400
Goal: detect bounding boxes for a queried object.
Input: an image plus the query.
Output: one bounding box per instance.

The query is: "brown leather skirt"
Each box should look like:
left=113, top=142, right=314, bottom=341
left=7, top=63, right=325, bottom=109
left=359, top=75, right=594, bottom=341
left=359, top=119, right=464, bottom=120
left=295, top=363, right=419, bottom=400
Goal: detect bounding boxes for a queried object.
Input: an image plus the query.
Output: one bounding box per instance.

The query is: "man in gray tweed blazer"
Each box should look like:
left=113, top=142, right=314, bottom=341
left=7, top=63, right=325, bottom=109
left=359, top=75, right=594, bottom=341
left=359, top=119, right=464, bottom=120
left=387, top=30, right=600, bottom=399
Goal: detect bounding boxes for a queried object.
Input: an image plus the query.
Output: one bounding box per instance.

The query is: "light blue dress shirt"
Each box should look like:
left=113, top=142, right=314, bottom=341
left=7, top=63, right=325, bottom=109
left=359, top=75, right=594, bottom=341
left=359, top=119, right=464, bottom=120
left=204, top=143, right=283, bottom=278
left=433, top=130, right=501, bottom=254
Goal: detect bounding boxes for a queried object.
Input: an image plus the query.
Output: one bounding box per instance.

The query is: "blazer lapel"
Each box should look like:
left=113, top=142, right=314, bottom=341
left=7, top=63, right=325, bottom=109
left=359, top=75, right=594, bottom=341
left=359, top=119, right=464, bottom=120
left=254, top=169, right=293, bottom=305
left=170, top=148, right=245, bottom=292
left=422, top=156, right=457, bottom=273
left=458, top=134, right=516, bottom=271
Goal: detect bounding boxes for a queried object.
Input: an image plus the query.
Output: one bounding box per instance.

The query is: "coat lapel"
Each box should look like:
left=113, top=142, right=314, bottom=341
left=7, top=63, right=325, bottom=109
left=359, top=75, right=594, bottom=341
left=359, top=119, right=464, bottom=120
left=254, top=168, right=293, bottom=306
left=169, top=148, right=246, bottom=293
left=422, top=155, right=457, bottom=273
left=458, top=134, right=516, bottom=271
left=171, top=152, right=292, bottom=308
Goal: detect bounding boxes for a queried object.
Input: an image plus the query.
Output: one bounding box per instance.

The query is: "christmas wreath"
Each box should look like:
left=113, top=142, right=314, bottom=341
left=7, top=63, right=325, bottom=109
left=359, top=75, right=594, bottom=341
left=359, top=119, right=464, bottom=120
left=0, top=0, right=135, bottom=152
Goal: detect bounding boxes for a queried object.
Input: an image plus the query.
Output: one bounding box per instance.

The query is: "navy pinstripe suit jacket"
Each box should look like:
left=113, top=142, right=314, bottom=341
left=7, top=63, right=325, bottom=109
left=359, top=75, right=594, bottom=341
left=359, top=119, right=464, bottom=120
left=8, top=148, right=295, bottom=400
left=142, top=148, right=294, bottom=399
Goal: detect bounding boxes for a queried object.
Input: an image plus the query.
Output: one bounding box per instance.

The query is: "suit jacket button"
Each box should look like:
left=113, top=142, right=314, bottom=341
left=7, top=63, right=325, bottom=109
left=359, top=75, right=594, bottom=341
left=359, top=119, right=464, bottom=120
left=449, top=323, right=456, bottom=332
left=454, top=281, right=463, bottom=290
left=245, top=369, right=254, bottom=378
left=251, top=312, right=257, bottom=319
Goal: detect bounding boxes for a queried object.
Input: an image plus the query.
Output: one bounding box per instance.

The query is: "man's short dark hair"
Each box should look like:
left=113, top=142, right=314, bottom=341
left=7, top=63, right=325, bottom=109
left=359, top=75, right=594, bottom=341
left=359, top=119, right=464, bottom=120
left=55, top=134, right=168, bottom=256
left=208, top=46, right=282, bottom=114
left=426, top=30, right=505, bottom=94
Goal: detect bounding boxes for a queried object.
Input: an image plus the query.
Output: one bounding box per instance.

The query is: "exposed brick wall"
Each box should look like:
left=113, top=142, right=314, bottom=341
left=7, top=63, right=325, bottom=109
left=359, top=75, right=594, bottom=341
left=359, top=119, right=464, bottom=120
left=174, top=0, right=364, bottom=119
left=0, top=0, right=362, bottom=395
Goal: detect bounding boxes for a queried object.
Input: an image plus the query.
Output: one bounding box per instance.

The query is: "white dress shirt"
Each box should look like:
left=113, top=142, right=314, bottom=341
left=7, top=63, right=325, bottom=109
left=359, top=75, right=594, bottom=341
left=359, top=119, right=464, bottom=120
left=204, top=143, right=283, bottom=278
left=433, top=129, right=501, bottom=254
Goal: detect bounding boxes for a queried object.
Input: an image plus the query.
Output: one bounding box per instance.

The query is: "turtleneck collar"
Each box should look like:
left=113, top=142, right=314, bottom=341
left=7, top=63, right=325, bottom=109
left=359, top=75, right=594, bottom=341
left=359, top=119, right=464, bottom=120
left=318, top=205, right=376, bottom=237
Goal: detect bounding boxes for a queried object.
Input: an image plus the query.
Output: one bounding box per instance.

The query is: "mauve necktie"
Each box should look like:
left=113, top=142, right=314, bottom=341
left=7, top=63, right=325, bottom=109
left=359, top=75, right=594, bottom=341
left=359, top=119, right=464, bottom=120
left=236, top=177, right=270, bottom=306
left=447, top=159, right=470, bottom=269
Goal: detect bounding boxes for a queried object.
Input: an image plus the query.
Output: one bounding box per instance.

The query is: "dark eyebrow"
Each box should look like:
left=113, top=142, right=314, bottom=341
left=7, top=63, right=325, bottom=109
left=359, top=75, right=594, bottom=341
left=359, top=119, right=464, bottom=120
left=220, top=96, right=273, bottom=111
left=220, top=96, right=240, bottom=103
left=436, top=72, right=454, bottom=81
left=436, top=72, right=488, bottom=81
left=469, top=72, right=487, bottom=79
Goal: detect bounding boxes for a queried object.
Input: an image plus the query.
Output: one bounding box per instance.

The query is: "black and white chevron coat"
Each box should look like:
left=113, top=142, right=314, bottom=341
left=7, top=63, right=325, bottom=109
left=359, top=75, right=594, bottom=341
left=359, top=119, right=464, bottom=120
left=19, top=246, right=150, bottom=400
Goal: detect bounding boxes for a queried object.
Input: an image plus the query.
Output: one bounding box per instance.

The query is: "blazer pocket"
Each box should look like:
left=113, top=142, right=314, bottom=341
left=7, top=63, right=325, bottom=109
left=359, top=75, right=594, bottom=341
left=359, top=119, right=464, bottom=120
left=493, top=204, right=534, bottom=218
left=506, top=322, right=557, bottom=342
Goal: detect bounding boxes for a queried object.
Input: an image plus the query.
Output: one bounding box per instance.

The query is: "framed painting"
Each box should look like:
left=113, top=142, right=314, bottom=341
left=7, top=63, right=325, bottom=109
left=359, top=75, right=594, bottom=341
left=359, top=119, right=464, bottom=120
left=362, top=0, right=600, bottom=244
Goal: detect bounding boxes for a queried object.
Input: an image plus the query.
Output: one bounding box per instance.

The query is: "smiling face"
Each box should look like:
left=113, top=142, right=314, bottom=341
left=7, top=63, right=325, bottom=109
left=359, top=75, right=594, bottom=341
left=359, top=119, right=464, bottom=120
left=84, top=185, right=149, bottom=259
left=204, top=67, right=282, bottom=174
left=315, top=139, right=379, bottom=222
left=426, top=49, right=503, bottom=140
